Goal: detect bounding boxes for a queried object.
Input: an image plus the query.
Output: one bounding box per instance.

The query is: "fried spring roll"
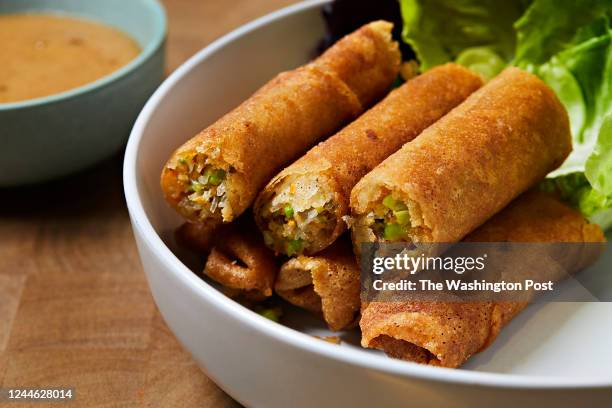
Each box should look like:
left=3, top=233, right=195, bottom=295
left=254, top=64, right=483, bottom=256
left=275, top=238, right=360, bottom=331
left=161, top=21, right=401, bottom=224
left=351, top=67, right=572, bottom=247
left=360, top=191, right=605, bottom=368
left=204, top=222, right=277, bottom=301
left=175, top=221, right=222, bottom=254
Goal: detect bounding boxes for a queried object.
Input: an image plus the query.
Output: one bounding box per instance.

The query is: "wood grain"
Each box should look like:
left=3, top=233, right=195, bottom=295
left=0, top=0, right=297, bottom=406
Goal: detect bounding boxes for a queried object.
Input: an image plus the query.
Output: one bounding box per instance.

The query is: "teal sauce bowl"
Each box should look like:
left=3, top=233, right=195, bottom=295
left=0, top=0, right=166, bottom=186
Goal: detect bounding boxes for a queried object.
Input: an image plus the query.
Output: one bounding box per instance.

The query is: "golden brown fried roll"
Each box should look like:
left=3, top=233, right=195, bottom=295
left=161, top=21, right=401, bottom=224
left=203, top=222, right=278, bottom=301
left=275, top=237, right=360, bottom=331
left=175, top=221, right=221, bottom=254
left=254, top=64, right=483, bottom=256
left=351, top=67, right=572, bottom=247
left=360, top=191, right=605, bottom=368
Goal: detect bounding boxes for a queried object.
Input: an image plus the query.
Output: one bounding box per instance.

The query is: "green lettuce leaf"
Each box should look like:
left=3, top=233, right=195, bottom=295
left=540, top=27, right=612, bottom=176
left=541, top=170, right=612, bottom=231
left=399, top=0, right=528, bottom=77
left=588, top=114, right=612, bottom=194
left=400, top=0, right=612, bottom=229
left=583, top=114, right=612, bottom=229
left=514, top=0, right=612, bottom=66
left=517, top=4, right=612, bottom=227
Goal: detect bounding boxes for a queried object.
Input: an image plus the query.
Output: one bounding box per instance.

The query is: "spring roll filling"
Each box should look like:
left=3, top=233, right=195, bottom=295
left=355, top=193, right=430, bottom=244
left=259, top=177, right=337, bottom=255
left=166, top=150, right=234, bottom=221
left=372, top=194, right=411, bottom=241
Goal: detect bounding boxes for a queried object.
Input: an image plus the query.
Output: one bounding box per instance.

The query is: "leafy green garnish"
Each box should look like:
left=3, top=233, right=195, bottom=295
left=455, top=47, right=508, bottom=80
left=399, top=0, right=528, bottom=77
left=513, top=0, right=611, bottom=66
left=516, top=1, right=612, bottom=229
left=542, top=115, right=612, bottom=230
left=399, top=0, right=612, bottom=229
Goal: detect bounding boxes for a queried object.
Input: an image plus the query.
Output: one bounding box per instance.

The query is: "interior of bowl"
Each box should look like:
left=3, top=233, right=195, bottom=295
left=128, top=1, right=612, bottom=382
left=0, top=0, right=165, bottom=109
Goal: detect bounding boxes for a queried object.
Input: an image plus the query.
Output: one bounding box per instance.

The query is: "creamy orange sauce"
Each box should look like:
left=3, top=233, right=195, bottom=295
left=0, top=14, right=141, bottom=103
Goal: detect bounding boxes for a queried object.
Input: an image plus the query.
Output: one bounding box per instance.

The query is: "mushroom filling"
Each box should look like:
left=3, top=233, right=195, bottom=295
left=168, top=151, right=232, bottom=220
left=368, top=194, right=412, bottom=242
left=260, top=178, right=336, bottom=255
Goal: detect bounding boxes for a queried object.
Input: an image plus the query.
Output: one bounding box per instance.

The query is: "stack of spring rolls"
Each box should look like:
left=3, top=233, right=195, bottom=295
left=161, top=21, right=606, bottom=367
left=161, top=21, right=401, bottom=224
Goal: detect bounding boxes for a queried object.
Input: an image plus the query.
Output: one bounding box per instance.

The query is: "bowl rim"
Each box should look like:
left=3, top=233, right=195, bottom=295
left=0, top=0, right=166, bottom=111
left=123, top=0, right=612, bottom=390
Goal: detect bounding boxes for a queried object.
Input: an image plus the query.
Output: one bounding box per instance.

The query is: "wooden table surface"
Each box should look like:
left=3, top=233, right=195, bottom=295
left=0, top=0, right=296, bottom=406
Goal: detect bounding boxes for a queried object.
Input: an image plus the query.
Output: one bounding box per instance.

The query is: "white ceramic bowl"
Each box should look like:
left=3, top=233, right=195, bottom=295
left=124, top=1, right=612, bottom=406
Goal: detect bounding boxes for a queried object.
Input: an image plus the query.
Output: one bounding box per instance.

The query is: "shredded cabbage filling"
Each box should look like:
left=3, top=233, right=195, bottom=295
left=170, top=151, right=233, bottom=220
left=260, top=177, right=336, bottom=255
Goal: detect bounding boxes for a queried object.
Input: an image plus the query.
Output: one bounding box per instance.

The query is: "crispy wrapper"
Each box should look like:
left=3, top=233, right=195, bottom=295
left=255, top=64, right=483, bottom=256
left=161, top=21, right=401, bottom=224
left=351, top=67, right=572, bottom=247
left=175, top=221, right=222, bottom=254
left=204, top=220, right=278, bottom=301
left=360, top=191, right=606, bottom=368
left=275, top=237, right=360, bottom=331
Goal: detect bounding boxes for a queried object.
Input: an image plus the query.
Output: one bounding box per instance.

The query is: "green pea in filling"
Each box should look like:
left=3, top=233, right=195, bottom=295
left=373, top=194, right=411, bottom=242
left=286, top=239, right=304, bottom=256
left=262, top=201, right=335, bottom=255
left=174, top=153, right=229, bottom=217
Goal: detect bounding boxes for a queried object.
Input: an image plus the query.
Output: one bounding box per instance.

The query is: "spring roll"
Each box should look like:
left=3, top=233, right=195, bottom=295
left=203, top=220, right=277, bottom=301
left=161, top=21, right=401, bottom=224
left=275, top=237, right=360, bottom=331
left=360, top=191, right=605, bottom=367
left=175, top=221, right=221, bottom=254
left=254, top=64, right=483, bottom=256
left=351, top=67, right=572, bottom=247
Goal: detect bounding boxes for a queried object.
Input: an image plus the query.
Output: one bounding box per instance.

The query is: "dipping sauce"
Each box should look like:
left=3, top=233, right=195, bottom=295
left=0, top=14, right=141, bottom=103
